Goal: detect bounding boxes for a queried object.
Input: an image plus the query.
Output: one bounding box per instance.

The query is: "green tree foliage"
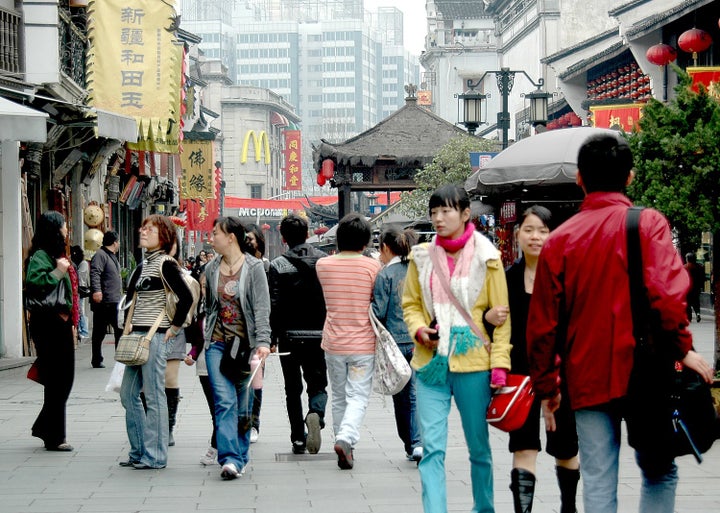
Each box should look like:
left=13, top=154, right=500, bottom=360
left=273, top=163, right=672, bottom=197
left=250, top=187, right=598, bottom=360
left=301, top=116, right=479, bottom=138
left=628, top=67, right=720, bottom=253
left=398, top=134, right=497, bottom=218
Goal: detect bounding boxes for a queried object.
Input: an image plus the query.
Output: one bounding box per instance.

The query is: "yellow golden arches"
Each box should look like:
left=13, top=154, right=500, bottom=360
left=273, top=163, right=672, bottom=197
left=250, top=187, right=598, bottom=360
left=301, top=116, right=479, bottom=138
left=241, top=130, right=271, bottom=164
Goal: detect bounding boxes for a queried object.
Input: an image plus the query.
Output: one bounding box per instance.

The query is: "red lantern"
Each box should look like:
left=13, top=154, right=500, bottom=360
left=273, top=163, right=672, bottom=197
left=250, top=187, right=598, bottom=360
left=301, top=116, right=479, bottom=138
left=261, top=223, right=271, bottom=231
left=314, top=226, right=329, bottom=235
left=317, top=173, right=326, bottom=186
left=646, top=44, right=677, bottom=66
left=321, top=159, right=335, bottom=179
left=678, top=28, right=712, bottom=55
left=570, top=113, right=582, bottom=127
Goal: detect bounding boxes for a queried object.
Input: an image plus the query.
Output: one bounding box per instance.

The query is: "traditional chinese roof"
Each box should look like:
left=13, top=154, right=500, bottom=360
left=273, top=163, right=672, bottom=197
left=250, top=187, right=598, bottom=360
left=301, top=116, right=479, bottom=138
left=313, top=96, right=467, bottom=169
left=436, top=0, right=489, bottom=19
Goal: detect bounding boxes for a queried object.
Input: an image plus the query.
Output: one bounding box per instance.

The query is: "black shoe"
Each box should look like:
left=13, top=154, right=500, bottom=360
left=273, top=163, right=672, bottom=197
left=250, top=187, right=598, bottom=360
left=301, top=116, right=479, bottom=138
left=292, top=441, right=306, bottom=454
left=697, top=314, right=701, bottom=322
left=92, top=363, right=105, bottom=369
left=119, top=460, right=140, bottom=467
left=334, top=440, right=354, bottom=469
left=133, top=462, right=166, bottom=470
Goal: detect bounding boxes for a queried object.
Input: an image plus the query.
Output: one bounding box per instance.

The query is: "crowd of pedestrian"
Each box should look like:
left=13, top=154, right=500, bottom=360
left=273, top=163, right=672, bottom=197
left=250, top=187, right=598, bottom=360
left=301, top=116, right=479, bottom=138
left=21, top=133, right=716, bottom=512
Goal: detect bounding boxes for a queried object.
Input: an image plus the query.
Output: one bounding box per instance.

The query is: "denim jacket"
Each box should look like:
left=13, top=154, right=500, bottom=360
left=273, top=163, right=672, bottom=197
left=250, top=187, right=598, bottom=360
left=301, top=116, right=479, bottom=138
left=203, top=254, right=271, bottom=351
left=372, top=258, right=413, bottom=345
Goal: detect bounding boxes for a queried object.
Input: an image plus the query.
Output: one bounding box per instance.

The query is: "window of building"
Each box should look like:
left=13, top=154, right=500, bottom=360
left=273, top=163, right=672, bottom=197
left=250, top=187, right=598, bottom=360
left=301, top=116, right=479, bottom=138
left=250, top=185, right=263, bottom=199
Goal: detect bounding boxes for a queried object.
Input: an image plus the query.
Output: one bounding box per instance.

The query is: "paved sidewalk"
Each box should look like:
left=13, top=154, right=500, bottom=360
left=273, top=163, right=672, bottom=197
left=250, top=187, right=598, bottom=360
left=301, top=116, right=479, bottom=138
left=0, top=319, right=718, bottom=513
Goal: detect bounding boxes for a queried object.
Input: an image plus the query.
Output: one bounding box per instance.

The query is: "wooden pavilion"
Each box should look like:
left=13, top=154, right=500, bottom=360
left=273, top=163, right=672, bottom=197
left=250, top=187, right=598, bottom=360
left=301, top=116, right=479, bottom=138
left=312, top=88, right=468, bottom=218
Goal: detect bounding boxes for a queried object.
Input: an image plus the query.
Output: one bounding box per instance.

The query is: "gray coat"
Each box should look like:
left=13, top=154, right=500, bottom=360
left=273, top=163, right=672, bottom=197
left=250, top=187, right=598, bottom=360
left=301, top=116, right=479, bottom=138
left=90, top=246, right=122, bottom=304
left=203, top=254, right=271, bottom=351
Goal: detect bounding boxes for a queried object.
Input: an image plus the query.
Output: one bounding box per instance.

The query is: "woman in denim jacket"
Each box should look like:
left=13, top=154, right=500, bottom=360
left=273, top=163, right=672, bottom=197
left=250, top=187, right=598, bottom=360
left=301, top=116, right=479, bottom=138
left=371, top=227, right=422, bottom=462
left=203, top=216, right=271, bottom=480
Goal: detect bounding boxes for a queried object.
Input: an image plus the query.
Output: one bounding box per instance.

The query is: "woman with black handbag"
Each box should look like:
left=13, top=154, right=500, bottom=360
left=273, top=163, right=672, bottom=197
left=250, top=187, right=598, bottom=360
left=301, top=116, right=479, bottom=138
left=118, top=214, right=194, bottom=470
left=25, top=210, right=79, bottom=451
left=203, top=216, right=271, bottom=480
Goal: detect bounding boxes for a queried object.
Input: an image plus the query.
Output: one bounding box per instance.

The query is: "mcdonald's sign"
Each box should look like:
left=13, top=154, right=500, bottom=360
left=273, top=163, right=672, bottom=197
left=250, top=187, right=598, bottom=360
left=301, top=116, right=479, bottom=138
left=241, top=130, right=271, bottom=164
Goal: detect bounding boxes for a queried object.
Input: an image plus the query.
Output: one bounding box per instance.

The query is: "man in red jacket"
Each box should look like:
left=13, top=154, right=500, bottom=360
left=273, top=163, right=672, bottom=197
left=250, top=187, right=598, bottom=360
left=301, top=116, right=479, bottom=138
left=526, top=133, right=714, bottom=513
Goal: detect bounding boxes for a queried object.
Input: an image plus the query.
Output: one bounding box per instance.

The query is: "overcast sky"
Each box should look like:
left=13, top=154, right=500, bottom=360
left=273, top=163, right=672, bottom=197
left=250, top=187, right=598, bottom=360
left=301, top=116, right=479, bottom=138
left=365, top=0, right=427, bottom=55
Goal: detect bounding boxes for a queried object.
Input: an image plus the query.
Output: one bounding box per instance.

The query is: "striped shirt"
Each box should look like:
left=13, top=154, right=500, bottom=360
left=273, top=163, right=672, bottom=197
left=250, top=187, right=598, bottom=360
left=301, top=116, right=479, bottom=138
left=131, top=251, right=171, bottom=330
left=316, top=253, right=382, bottom=355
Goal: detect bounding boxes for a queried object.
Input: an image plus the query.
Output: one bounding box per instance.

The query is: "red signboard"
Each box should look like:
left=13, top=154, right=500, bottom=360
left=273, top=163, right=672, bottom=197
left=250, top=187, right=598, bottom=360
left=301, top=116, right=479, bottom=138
left=283, top=130, right=302, bottom=191
left=687, top=67, right=720, bottom=97
left=590, top=103, right=644, bottom=131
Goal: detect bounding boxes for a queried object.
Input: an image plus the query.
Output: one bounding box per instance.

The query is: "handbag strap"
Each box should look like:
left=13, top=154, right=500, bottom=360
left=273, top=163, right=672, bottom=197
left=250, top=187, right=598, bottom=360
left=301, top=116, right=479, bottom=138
left=428, top=245, right=492, bottom=354
left=626, top=206, right=648, bottom=343
left=122, top=291, right=166, bottom=339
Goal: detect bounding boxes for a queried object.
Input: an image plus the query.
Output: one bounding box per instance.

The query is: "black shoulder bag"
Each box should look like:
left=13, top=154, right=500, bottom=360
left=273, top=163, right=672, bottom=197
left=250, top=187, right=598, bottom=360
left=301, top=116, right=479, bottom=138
left=624, top=206, right=718, bottom=463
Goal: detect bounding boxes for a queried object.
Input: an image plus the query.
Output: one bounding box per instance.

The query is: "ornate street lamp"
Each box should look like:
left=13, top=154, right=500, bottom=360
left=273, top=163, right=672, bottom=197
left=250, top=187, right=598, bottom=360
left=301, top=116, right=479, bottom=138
left=457, top=90, right=487, bottom=135
left=463, top=68, right=550, bottom=149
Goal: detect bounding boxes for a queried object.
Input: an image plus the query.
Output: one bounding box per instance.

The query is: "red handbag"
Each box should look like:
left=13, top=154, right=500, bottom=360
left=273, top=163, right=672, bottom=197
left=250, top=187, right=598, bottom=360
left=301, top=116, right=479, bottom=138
left=27, top=360, right=42, bottom=385
left=486, top=374, right=535, bottom=432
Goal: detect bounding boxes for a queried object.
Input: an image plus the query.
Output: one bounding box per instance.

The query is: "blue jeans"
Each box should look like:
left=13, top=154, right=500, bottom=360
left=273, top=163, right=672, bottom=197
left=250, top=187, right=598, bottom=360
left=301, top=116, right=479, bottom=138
left=416, top=370, right=494, bottom=513
left=120, top=331, right=169, bottom=468
left=392, top=343, right=420, bottom=454
left=575, top=404, right=678, bottom=513
left=206, top=341, right=254, bottom=469
left=325, top=353, right=374, bottom=446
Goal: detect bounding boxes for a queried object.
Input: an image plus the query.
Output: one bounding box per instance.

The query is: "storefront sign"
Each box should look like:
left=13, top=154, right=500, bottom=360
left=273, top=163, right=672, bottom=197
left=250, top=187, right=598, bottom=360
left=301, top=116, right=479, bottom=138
left=180, top=139, right=215, bottom=200
left=590, top=103, right=644, bottom=131
left=687, top=67, right=720, bottom=98
left=283, top=130, right=302, bottom=191
left=241, top=130, right=271, bottom=164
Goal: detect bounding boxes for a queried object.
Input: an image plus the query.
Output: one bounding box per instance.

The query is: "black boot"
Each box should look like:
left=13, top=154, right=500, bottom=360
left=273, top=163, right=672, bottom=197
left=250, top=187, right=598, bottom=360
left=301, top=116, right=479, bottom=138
left=166, top=388, right=180, bottom=447
left=556, top=466, right=580, bottom=513
left=510, top=468, right=536, bottom=513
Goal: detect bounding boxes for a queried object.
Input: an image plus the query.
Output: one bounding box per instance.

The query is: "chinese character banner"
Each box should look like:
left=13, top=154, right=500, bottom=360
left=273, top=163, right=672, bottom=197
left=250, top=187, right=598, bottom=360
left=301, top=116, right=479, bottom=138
left=283, top=130, right=302, bottom=191
left=87, top=0, right=182, bottom=152
left=180, top=140, right=215, bottom=200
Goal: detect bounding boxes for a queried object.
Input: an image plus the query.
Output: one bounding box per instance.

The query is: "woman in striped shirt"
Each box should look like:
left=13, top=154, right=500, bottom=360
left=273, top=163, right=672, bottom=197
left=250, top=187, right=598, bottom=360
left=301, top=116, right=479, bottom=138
left=119, top=215, right=194, bottom=470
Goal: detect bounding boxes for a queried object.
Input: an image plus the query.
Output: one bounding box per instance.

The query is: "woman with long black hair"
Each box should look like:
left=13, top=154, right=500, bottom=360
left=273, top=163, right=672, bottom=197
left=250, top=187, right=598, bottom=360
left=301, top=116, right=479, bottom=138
left=25, top=210, right=78, bottom=451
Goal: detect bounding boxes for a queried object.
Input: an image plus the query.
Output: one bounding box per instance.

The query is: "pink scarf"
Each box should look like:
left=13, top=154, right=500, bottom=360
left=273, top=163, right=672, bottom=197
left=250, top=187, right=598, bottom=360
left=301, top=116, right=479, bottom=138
left=435, top=222, right=475, bottom=274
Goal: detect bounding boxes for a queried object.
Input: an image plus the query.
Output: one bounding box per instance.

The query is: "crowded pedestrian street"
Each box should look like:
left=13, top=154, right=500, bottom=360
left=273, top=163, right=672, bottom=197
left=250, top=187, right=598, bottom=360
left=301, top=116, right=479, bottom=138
left=0, top=317, right=718, bottom=513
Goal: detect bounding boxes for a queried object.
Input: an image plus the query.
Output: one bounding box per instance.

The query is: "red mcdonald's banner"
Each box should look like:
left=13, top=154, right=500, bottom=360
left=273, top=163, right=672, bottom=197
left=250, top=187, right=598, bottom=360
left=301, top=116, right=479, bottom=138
left=687, top=67, right=720, bottom=98
left=283, top=130, right=302, bottom=191
left=590, top=103, right=644, bottom=131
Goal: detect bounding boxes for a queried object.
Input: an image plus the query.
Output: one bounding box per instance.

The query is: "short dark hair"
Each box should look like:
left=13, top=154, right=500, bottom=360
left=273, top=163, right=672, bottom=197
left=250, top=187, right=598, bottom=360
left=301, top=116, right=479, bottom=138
left=70, top=245, right=84, bottom=266
left=577, top=134, right=633, bottom=193
left=428, top=185, right=470, bottom=216
left=336, top=213, right=371, bottom=252
left=31, top=210, right=67, bottom=258
left=280, top=214, right=309, bottom=248
left=141, top=214, right=177, bottom=254
left=519, top=205, right=553, bottom=230
left=102, top=230, right=119, bottom=247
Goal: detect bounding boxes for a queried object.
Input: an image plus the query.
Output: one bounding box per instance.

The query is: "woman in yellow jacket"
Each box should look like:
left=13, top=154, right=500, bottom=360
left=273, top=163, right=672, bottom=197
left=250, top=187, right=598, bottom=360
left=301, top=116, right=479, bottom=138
left=403, top=185, right=511, bottom=513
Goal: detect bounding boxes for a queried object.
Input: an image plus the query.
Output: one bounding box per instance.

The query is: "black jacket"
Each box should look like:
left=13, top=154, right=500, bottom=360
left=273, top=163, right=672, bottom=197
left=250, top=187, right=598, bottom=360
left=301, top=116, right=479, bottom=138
left=90, top=246, right=122, bottom=304
left=268, top=243, right=327, bottom=339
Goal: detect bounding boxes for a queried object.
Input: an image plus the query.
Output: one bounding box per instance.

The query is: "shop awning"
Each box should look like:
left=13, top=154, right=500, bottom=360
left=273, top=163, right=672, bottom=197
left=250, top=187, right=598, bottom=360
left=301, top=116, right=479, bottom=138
left=94, top=108, right=138, bottom=142
left=0, top=97, right=48, bottom=142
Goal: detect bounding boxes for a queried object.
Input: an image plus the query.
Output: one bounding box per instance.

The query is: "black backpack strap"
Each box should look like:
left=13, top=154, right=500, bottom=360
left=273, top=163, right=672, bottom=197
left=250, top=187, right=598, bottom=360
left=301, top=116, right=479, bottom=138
left=626, top=206, right=647, bottom=343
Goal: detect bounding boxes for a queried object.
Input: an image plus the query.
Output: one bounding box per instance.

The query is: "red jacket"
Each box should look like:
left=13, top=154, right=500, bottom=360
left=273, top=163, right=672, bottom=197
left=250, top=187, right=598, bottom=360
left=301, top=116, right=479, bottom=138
left=526, top=192, right=692, bottom=410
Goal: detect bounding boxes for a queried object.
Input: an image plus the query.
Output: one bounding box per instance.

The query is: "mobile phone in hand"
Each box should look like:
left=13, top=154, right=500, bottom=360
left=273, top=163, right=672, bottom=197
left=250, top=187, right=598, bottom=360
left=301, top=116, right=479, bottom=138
left=428, top=319, right=439, bottom=340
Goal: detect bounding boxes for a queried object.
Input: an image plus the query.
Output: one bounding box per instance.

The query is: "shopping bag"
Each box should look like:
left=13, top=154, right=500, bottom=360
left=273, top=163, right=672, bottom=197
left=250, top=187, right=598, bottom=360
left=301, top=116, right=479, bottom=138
left=105, top=362, right=125, bottom=393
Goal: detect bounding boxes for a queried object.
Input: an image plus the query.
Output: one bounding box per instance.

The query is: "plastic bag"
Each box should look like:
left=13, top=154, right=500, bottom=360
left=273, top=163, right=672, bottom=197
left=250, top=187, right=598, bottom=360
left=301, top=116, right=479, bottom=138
left=105, top=362, right=126, bottom=393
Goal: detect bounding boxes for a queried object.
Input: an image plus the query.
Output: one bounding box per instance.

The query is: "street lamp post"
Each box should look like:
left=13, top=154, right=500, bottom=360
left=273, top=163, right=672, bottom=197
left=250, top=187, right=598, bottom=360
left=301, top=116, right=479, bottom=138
left=461, top=67, right=551, bottom=149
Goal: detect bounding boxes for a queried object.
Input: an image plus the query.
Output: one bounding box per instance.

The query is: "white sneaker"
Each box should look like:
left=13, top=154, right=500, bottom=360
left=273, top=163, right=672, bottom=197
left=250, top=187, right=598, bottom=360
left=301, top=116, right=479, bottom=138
left=250, top=427, right=259, bottom=443
left=221, top=462, right=240, bottom=480
left=200, top=447, right=217, bottom=466
left=411, top=446, right=423, bottom=462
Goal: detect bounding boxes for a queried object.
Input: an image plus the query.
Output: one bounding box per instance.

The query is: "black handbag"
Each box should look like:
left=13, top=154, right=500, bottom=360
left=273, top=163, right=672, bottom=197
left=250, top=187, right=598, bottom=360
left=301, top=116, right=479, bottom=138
left=78, top=285, right=91, bottom=298
left=25, top=278, right=68, bottom=312
left=219, top=336, right=252, bottom=383
left=624, top=206, right=719, bottom=463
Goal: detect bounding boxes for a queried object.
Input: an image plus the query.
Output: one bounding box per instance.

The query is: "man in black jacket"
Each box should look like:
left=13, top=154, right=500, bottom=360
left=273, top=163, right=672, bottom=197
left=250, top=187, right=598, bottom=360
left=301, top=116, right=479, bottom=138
left=269, top=214, right=328, bottom=455
left=90, top=230, right=122, bottom=368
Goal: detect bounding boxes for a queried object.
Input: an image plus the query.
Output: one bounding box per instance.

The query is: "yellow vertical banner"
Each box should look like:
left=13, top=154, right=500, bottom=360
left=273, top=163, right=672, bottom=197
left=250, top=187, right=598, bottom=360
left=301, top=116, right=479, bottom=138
left=86, top=0, right=182, bottom=153
left=179, top=140, right=215, bottom=200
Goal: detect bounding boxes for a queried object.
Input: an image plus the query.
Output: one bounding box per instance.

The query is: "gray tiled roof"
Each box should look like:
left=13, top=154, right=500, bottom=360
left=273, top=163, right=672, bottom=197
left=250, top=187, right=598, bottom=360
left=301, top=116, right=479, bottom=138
left=436, top=0, right=488, bottom=19
left=312, top=97, right=467, bottom=168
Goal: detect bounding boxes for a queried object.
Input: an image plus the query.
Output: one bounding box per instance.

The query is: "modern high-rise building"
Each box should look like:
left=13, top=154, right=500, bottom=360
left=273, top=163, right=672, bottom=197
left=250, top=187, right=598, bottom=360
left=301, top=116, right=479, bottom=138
left=183, top=0, right=419, bottom=193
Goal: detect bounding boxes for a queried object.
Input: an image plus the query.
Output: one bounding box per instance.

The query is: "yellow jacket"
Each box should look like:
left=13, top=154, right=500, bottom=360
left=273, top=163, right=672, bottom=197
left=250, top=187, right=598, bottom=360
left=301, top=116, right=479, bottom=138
left=402, top=234, right=511, bottom=373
